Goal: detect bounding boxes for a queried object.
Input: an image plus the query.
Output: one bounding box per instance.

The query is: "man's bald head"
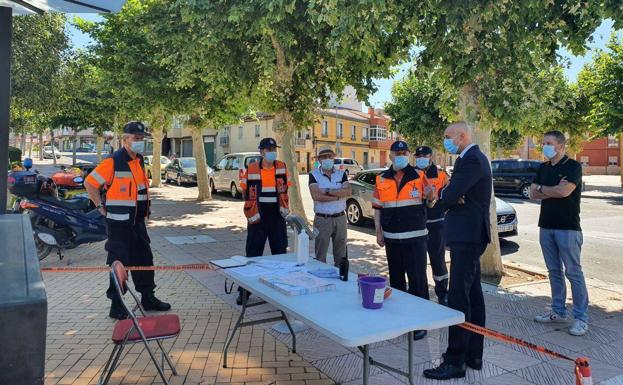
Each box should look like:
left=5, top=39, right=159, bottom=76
left=444, top=121, right=474, bottom=154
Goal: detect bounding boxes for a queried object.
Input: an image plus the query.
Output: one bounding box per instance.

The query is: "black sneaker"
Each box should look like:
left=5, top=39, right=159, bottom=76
left=141, top=293, right=171, bottom=311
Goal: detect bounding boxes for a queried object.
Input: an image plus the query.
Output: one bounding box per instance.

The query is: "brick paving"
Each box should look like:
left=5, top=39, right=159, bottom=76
left=41, top=183, right=623, bottom=385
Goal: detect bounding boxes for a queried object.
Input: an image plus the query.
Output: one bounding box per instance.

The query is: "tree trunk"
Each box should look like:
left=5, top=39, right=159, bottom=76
left=20, top=134, right=26, bottom=154
left=50, top=129, right=57, bottom=166
left=275, top=110, right=306, bottom=219
left=72, top=131, right=78, bottom=166
left=96, top=135, right=104, bottom=163
left=151, top=124, right=164, bottom=188
left=458, top=84, right=503, bottom=277
left=38, top=132, right=43, bottom=160
left=269, top=32, right=306, bottom=220
left=190, top=124, right=212, bottom=201
left=28, top=135, right=33, bottom=158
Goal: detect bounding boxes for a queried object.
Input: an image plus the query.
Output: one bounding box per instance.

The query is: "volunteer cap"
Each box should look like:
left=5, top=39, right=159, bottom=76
left=123, top=121, right=151, bottom=137
left=390, top=140, right=409, bottom=152
left=415, top=146, right=433, bottom=156
left=317, top=146, right=336, bottom=157
left=258, top=137, right=280, bottom=149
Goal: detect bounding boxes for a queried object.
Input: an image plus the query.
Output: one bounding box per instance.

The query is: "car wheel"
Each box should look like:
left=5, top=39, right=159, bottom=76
left=176, top=175, right=182, bottom=186
left=230, top=183, right=239, bottom=199
left=210, top=179, right=217, bottom=194
left=520, top=184, right=531, bottom=199
left=346, top=200, right=365, bottom=226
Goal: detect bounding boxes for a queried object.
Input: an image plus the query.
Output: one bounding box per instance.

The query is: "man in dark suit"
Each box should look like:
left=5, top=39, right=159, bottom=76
left=423, top=121, right=492, bottom=380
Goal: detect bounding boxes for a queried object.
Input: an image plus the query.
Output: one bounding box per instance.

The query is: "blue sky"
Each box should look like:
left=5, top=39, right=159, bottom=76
left=67, top=15, right=615, bottom=109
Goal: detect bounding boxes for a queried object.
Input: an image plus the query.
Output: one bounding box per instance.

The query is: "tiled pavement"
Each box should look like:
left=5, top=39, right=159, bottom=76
left=42, top=184, right=623, bottom=385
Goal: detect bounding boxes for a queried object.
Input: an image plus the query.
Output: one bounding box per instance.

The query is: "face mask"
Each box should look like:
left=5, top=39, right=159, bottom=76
left=264, top=151, right=277, bottom=162
left=393, top=155, right=409, bottom=170
left=415, top=157, right=430, bottom=169
left=130, top=141, right=145, bottom=154
left=543, top=145, right=557, bottom=159
left=444, top=138, right=459, bottom=154
left=320, top=159, right=334, bottom=170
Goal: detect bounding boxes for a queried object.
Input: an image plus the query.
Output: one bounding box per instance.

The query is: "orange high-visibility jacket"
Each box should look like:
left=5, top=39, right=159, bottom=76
left=422, top=165, right=449, bottom=223
left=86, top=148, right=149, bottom=223
left=372, top=165, right=428, bottom=242
left=240, top=160, right=290, bottom=224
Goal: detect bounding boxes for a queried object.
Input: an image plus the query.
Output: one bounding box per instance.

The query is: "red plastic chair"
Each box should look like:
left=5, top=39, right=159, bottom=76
left=98, top=261, right=180, bottom=385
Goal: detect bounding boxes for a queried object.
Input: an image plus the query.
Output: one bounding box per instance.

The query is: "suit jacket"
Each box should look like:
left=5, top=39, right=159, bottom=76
left=437, top=145, right=492, bottom=245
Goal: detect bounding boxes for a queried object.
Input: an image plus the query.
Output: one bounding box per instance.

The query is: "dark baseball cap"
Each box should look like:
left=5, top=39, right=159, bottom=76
left=390, top=140, right=409, bottom=152
left=123, top=121, right=151, bottom=137
left=415, top=146, right=433, bottom=156
left=258, top=137, right=280, bottom=149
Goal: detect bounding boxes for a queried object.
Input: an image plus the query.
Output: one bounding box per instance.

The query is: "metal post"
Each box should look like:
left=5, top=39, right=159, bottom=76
left=0, top=7, right=13, bottom=213
left=408, top=331, right=414, bottom=385
left=362, top=344, right=370, bottom=385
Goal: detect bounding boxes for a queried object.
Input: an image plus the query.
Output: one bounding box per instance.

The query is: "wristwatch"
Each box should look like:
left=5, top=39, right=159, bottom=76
left=537, top=185, right=543, bottom=193
left=325, top=189, right=330, bottom=195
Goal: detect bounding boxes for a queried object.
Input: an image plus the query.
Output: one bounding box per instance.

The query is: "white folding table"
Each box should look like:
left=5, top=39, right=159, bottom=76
left=213, top=254, right=464, bottom=385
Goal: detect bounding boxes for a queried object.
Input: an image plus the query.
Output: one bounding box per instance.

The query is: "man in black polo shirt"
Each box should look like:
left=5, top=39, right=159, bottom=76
left=530, top=130, right=588, bottom=336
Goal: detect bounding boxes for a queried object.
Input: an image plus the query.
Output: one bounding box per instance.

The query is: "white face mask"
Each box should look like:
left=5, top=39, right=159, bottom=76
left=130, top=141, right=145, bottom=154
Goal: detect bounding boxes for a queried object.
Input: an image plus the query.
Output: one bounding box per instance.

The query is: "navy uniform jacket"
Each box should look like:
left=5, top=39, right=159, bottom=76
left=436, top=145, right=492, bottom=246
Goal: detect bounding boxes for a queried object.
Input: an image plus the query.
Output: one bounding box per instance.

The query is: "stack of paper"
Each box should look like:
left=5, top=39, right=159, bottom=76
left=260, top=271, right=336, bottom=296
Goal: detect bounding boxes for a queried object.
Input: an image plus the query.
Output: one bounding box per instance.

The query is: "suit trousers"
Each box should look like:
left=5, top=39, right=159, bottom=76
left=445, top=242, right=487, bottom=365
left=426, top=221, right=449, bottom=298
left=385, top=238, right=430, bottom=300
left=105, top=220, right=156, bottom=301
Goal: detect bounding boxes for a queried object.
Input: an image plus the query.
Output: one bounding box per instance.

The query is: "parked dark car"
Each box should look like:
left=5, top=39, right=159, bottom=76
left=492, top=159, right=542, bottom=199
left=347, top=169, right=518, bottom=237
left=164, top=157, right=214, bottom=186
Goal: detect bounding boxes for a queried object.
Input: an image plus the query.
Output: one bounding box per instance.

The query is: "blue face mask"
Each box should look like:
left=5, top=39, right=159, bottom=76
left=264, top=151, right=277, bottom=162
left=393, top=155, right=409, bottom=170
left=415, top=157, right=430, bottom=169
left=542, top=145, right=557, bottom=159
left=130, top=141, right=145, bottom=154
left=444, top=138, right=459, bottom=154
left=320, top=159, right=334, bottom=170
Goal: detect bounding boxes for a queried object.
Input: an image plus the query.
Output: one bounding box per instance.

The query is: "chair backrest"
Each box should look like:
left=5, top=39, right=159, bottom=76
left=111, top=261, right=128, bottom=295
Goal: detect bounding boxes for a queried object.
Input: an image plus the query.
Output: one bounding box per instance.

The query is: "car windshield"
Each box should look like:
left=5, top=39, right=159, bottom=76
left=180, top=159, right=196, bottom=168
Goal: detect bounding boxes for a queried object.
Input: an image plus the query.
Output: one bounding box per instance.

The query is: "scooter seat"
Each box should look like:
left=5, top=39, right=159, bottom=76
left=39, top=195, right=91, bottom=211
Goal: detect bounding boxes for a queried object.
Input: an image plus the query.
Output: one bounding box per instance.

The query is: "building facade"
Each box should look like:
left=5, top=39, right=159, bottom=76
left=575, top=135, right=621, bottom=175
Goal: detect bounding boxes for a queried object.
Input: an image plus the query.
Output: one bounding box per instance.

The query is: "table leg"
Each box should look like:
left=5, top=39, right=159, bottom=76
left=223, top=288, right=248, bottom=368
left=280, top=311, right=297, bottom=353
left=362, top=344, right=370, bottom=385
left=408, top=331, right=414, bottom=385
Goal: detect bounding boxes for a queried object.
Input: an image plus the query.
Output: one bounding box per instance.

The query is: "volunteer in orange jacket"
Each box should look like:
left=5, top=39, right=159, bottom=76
left=373, top=140, right=434, bottom=340
left=85, top=122, right=170, bottom=320
left=238, top=137, right=291, bottom=304
left=415, top=146, right=450, bottom=306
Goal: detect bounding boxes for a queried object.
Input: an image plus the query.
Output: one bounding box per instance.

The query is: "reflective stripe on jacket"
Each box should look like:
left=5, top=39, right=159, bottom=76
left=374, top=165, right=427, bottom=241
left=242, top=160, right=289, bottom=224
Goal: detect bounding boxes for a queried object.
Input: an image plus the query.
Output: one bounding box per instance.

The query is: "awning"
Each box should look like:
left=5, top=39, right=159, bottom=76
left=0, top=0, right=125, bottom=15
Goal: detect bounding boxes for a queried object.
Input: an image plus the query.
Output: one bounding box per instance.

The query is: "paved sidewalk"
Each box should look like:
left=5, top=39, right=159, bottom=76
left=42, top=184, right=623, bottom=385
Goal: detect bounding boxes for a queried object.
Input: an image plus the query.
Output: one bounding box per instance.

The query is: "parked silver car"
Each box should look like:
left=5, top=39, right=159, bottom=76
left=164, top=157, right=214, bottom=186
left=346, top=169, right=518, bottom=237
left=212, top=152, right=262, bottom=198
left=333, top=157, right=364, bottom=175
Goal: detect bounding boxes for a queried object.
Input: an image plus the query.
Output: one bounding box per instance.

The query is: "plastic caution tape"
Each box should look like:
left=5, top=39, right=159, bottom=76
left=460, top=322, right=591, bottom=385
left=40, top=263, right=216, bottom=273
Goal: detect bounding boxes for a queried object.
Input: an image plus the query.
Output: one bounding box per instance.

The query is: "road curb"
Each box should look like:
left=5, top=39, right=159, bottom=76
left=503, top=261, right=548, bottom=277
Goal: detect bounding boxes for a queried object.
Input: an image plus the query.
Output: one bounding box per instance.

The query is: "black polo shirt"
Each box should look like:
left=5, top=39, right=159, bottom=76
left=534, top=155, right=582, bottom=231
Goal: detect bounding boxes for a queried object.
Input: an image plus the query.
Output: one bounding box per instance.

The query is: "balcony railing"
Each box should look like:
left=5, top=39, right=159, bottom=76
left=295, top=138, right=306, bottom=147
left=351, top=135, right=356, bottom=140
left=219, top=136, right=230, bottom=146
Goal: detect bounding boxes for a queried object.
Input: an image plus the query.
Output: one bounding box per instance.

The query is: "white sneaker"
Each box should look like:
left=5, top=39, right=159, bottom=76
left=534, top=312, right=568, bottom=323
left=569, top=320, right=589, bottom=336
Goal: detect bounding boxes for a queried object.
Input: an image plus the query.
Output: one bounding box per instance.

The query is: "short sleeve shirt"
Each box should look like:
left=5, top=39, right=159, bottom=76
left=534, top=156, right=582, bottom=231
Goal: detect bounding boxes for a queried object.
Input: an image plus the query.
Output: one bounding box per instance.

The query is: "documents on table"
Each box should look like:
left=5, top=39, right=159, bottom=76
left=260, top=271, right=336, bottom=296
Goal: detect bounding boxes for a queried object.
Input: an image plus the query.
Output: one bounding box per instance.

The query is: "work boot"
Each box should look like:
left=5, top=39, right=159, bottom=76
left=109, top=301, right=128, bottom=320
left=141, top=293, right=171, bottom=311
